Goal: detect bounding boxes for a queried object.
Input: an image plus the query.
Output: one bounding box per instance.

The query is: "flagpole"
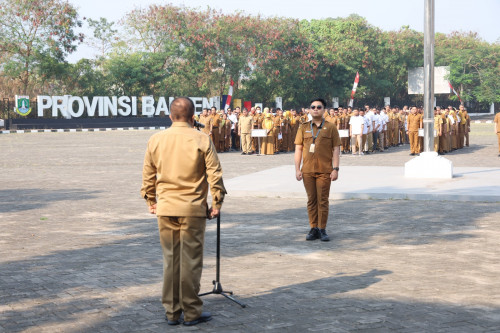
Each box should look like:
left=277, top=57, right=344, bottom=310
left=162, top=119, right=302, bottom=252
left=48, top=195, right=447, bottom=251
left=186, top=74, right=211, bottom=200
left=423, top=0, right=434, bottom=153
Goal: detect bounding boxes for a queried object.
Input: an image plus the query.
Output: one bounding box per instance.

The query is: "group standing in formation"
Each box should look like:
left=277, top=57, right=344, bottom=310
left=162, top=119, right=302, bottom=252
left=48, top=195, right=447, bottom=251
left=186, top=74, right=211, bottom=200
left=194, top=103, right=472, bottom=157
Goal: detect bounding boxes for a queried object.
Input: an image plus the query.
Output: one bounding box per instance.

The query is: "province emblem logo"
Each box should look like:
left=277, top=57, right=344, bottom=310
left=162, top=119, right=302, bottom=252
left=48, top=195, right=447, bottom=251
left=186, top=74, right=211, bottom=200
left=15, top=95, right=31, bottom=116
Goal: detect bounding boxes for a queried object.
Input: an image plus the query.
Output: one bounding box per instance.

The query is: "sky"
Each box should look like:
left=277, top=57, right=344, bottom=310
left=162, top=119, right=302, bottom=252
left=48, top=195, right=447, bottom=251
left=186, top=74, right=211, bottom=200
left=67, top=0, right=499, bottom=63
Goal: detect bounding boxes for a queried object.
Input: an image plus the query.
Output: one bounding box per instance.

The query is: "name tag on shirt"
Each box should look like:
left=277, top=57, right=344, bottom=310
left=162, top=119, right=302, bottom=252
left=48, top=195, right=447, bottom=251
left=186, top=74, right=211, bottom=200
left=309, top=143, right=315, bottom=153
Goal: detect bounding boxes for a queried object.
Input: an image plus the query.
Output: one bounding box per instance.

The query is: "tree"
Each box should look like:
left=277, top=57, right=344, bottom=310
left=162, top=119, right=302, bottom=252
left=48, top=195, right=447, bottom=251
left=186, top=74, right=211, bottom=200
left=436, top=32, right=500, bottom=104
left=0, top=0, right=83, bottom=94
left=87, top=17, right=117, bottom=58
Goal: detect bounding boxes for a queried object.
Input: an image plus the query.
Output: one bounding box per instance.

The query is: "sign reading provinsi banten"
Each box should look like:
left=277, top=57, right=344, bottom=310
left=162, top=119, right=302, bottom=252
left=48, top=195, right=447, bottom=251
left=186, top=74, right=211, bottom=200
left=35, top=96, right=219, bottom=118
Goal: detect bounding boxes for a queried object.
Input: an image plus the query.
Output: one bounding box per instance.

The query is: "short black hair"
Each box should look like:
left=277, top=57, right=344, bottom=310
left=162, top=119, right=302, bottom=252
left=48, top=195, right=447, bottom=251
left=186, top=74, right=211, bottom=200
left=309, top=98, right=327, bottom=107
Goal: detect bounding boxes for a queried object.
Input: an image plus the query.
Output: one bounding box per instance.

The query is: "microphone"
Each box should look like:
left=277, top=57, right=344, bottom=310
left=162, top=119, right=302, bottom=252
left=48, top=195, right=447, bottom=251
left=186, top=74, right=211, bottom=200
left=193, top=120, right=205, bottom=129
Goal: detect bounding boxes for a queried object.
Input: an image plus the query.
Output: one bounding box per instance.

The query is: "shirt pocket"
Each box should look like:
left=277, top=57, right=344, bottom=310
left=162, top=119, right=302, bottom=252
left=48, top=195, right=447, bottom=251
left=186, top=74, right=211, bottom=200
left=303, top=132, right=313, bottom=144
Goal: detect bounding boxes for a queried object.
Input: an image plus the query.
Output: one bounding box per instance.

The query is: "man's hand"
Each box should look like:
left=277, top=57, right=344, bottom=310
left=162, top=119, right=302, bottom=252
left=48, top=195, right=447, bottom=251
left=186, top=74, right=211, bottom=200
left=330, top=170, right=338, bottom=181
left=148, top=203, right=157, bottom=214
left=296, top=170, right=303, bottom=181
left=208, top=207, right=220, bottom=219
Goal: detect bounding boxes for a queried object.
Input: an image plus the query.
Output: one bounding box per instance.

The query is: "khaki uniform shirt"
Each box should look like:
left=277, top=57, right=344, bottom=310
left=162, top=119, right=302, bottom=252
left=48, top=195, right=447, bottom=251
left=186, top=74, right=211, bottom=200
left=199, top=115, right=212, bottom=134
left=434, top=115, right=443, bottom=135
left=494, top=113, right=500, bottom=133
left=407, top=113, right=423, bottom=132
left=239, top=115, right=253, bottom=134
left=295, top=120, right=341, bottom=174
left=141, top=122, right=226, bottom=216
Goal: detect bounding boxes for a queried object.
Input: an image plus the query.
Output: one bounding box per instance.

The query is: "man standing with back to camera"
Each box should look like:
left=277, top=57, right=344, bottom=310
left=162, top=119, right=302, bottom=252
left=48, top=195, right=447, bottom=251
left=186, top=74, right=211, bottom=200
left=141, top=97, right=226, bottom=326
left=295, top=98, right=341, bottom=241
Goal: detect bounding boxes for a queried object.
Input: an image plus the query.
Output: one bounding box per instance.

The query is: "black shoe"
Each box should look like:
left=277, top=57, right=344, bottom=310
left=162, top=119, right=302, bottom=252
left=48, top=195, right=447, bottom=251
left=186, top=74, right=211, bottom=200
left=306, top=227, right=319, bottom=241
left=241, top=152, right=246, bottom=155
left=409, top=153, right=414, bottom=156
left=183, top=312, right=212, bottom=326
left=319, top=229, right=330, bottom=241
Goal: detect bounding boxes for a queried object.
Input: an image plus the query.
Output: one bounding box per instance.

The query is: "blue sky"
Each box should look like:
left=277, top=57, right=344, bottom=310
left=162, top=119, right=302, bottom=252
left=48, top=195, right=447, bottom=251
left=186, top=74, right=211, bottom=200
left=67, top=0, right=499, bottom=62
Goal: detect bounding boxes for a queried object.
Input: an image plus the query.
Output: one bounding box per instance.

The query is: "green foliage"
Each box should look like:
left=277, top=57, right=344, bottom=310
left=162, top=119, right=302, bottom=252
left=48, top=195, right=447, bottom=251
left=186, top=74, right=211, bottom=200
left=0, top=0, right=83, bottom=94
left=0, top=2, right=497, bottom=107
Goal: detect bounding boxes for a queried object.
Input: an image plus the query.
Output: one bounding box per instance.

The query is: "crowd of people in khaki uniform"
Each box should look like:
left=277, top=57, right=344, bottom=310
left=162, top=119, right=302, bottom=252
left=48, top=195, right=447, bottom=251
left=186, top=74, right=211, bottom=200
left=194, top=103, right=472, bottom=157
left=196, top=105, right=302, bottom=155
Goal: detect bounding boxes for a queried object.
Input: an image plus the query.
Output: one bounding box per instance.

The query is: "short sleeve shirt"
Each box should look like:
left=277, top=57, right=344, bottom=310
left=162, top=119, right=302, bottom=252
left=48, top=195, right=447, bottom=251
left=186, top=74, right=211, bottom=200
left=494, top=113, right=500, bottom=133
left=295, top=120, right=341, bottom=174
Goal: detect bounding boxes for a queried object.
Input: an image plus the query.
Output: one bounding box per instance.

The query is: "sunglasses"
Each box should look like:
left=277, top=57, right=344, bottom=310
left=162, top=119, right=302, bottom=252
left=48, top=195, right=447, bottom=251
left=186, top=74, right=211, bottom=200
left=310, top=105, right=323, bottom=110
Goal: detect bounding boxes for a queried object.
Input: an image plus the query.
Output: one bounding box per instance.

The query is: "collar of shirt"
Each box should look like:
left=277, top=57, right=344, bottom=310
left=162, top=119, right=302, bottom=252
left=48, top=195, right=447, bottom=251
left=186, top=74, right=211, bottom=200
left=171, top=122, right=192, bottom=128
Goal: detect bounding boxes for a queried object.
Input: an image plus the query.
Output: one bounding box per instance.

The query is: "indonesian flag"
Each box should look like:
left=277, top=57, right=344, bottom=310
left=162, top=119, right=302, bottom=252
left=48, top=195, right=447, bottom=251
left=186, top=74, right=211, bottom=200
left=448, top=82, right=462, bottom=103
left=349, top=72, right=359, bottom=107
left=224, top=79, right=234, bottom=112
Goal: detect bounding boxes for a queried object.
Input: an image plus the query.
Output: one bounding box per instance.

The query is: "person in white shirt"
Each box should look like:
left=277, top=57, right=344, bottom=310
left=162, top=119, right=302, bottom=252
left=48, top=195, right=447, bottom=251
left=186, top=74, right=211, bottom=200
left=381, top=109, right=389, bottom=150
left=371, top=109, right=381, bottom=152
left=228, top=108, right=238, bottom=150
left=360, top=110, right=370, bottom=154
left=377, top=109, right=387, bottom=152
left=349, top=108, right=364, bottom=155
left=365, top=108, right=375, bottom=153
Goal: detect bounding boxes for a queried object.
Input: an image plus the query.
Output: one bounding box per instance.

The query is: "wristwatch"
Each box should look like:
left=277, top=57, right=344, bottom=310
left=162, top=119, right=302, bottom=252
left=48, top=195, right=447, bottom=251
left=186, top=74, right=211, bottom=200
left=333, top=167, right=339, bottom=171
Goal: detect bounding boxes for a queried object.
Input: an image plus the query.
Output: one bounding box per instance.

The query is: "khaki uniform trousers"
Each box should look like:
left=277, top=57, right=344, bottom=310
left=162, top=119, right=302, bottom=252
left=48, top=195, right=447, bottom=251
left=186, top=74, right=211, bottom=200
left=351, top=134, right=363, bottom=154
left=361, top=134, right=367, bottom=152
left=366, top=132, right=373, bottom=152
left=434, top=136, right=439, bottom=152
left=241, top=132, right=252, bottom=153
left=211, top=128, right=221, bottom=152
left=157, top=216, right=206, bottom=322
left=378, top=132, right=385, bottom=151
left=408, top=131, right=419, bottom=154
left=302, top=173, right=331, bottom=229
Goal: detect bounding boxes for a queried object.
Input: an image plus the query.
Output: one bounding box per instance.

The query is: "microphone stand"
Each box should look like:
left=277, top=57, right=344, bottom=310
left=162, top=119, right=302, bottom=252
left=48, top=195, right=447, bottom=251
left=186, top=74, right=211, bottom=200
left=199, top=213, right=246, bottom=308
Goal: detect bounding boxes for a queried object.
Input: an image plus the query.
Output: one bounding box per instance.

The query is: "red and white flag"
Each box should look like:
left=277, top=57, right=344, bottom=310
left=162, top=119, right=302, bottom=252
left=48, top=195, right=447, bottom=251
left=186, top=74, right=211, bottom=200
left=349, top=72, right=359, bottom=107
left=448, top=82, right=462, bottom=104
left=224, top=79, right=234, bottom=112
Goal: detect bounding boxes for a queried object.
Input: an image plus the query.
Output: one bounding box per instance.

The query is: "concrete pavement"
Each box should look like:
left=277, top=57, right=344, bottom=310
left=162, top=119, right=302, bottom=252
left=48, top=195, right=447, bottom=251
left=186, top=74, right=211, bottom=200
left=1, top=123, right=499, bottom=332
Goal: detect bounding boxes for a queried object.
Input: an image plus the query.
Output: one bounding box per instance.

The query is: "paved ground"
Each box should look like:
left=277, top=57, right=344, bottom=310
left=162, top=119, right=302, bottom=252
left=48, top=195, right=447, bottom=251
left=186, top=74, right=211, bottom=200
left=1, top=123, right=500, bottom=332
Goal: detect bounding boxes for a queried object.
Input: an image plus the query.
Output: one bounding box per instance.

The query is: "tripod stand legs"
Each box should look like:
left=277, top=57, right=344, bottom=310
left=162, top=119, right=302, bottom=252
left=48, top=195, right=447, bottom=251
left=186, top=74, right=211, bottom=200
left=199, top=214, right=246, bottom=308
left=199, top=280, right=246, bottom=308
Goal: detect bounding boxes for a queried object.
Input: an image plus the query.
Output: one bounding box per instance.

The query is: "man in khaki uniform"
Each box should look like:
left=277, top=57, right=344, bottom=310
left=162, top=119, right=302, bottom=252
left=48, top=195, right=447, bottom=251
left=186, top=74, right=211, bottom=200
left=494, top=111, right=500, bottom=157
left=141, top=97, right=226, bottom=326
left=198, top=108, right=212, bottom=137
left=210, top=107, right=222, bottom=152
left=238, top=108, right=254, bottom=154
left=295, top=98, right=341, bottom=242
left=406, top=106, right=422, bottom=156
left=434, top=108, right=443, bottom=153
left=273, top=109, right=284, bottom=152
left=289, top=109, right=301, bottom=151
